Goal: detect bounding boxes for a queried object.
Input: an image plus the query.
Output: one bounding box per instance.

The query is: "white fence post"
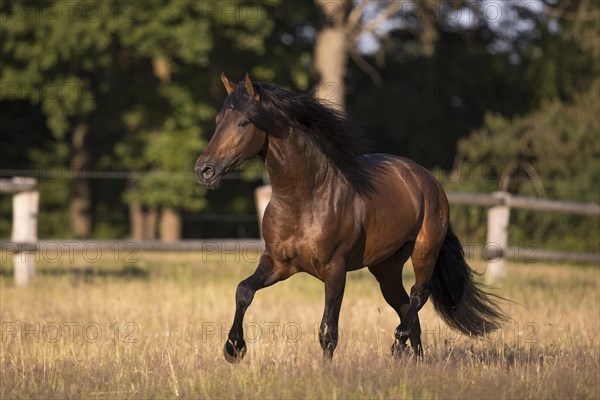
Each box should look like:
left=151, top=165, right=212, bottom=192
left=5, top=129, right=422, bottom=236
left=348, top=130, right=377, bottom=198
left=254, top=185, right=272, bottom=239
left=10, top=178, right=39, bottom=286
left=485, top=191, right=510, bottom=283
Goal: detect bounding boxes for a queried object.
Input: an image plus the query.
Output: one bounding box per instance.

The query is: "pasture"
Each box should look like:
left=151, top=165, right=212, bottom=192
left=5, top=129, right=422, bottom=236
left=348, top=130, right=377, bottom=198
left=1, top=249, right=598, bottom=399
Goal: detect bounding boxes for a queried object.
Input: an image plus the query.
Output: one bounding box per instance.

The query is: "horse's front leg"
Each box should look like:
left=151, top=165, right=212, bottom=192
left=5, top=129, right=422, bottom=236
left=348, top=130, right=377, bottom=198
left=319, top=264, right=347, bottom=360
left=224, top=254, right=286, bottom=363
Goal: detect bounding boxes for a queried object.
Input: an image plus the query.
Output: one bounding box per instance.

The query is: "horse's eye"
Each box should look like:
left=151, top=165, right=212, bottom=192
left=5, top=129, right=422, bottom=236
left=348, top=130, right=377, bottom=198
left=238, top=120, right=250, bottom=128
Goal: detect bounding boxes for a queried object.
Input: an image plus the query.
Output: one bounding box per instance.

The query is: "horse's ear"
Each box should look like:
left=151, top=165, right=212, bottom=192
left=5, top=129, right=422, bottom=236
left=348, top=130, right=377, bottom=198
left=221, top=72, right=235, bottom=95
left=244, top=73, right=259, bottom=101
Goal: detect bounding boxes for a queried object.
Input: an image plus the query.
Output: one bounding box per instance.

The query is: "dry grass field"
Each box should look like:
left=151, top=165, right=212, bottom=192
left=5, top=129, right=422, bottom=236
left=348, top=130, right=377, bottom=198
left=1, top=248, right=599, bottom=399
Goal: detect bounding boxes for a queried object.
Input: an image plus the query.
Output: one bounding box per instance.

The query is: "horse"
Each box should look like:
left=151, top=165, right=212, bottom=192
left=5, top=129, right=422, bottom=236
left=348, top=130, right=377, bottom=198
left=195, top=73, right=507, bottom=363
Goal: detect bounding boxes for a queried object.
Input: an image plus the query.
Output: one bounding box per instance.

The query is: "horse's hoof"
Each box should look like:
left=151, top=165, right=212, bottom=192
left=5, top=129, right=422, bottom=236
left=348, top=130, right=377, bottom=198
left=322, top=349, right=335, bottom=362
left=223, top=338, right=246, bottom=363
left=391, top=340, right=409, bottom=357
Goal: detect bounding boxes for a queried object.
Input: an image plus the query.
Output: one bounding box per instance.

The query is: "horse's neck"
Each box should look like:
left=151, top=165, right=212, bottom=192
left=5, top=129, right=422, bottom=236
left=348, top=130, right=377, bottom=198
left=265, top=134, right=334, bottom=204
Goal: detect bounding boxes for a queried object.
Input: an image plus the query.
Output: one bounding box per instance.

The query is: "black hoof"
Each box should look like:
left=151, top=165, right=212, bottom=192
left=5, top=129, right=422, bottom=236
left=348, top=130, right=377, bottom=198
left=391, top=340, right=409, bottom=357
left=322, top=349, right=335, bottom=361
left=223, top=338, right=246, bottom=363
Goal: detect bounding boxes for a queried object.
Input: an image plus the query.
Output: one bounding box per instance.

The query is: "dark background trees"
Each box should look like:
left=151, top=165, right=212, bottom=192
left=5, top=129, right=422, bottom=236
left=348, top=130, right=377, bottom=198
left=1, top=0, right=597, bottom=251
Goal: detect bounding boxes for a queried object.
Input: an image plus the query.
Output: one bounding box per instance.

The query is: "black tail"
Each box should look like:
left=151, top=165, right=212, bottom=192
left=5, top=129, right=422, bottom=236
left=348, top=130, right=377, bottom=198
left=430, top=225, right=508, bottom=336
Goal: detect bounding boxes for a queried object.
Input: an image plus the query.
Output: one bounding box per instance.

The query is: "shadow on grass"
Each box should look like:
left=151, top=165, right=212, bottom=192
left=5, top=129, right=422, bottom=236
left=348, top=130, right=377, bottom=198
left=0, top=265, right=150, bottom=281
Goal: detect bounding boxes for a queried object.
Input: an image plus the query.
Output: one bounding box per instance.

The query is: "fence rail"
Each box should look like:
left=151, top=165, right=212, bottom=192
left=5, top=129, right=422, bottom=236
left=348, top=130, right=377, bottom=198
left=450, top=190, right=599, bottom=281
left=0, top=239, right=263, bottom=253
left=1, top=240, right=597, bottom=264
left=447, top=192, right=600, bottom=216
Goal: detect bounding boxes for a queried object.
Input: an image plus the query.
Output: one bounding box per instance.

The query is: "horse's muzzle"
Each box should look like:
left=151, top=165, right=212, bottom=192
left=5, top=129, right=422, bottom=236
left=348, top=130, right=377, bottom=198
left=195, top=162, right=222, bottom=189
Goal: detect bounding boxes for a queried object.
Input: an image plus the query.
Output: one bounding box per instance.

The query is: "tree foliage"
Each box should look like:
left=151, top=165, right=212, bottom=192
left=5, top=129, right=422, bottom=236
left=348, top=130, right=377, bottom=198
left=1, top=0, right=296, bottom=237
left=0, top=0, right=597, bottom=245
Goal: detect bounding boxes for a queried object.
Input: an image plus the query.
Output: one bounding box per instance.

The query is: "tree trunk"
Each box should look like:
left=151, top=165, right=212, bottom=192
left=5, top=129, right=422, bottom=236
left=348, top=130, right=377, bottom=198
left=151, top=55, right=179, bottom=242
left=159, top=208, right=181, bottom=241
left=70, top=121, right=92, bottom=238
left=144, top=207, right=158, bottom=240
left=418, top=0, right=439, bottom=58
left=129, top=203, right=160, bottom=240
left=314, top=0, right=349, bottom=111
left=129, top=201, right=144, bottom=240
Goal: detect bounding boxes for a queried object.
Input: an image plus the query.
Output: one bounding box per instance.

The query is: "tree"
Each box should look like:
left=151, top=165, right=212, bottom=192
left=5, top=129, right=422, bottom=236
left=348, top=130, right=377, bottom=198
left=1, top=0, right=296, bottom=240
left=312, top=0, right=464, bottom=110
left=112, top=0, right=286, bottom=240
left=313, top=0, right=349, bottom=110
left=0, top=0, right=132, bottom=237
left=443, top=80, right=599, bottom=250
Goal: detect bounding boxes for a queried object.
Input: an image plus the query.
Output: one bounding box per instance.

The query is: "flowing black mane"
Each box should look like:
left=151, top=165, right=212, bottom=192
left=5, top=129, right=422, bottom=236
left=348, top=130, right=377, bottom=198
left=225, top=81, right=377, bottom=195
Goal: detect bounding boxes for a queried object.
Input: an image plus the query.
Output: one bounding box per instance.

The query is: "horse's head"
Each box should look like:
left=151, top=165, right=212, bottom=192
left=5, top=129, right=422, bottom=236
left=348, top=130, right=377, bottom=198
left=195, top=73, right=267, bottom=189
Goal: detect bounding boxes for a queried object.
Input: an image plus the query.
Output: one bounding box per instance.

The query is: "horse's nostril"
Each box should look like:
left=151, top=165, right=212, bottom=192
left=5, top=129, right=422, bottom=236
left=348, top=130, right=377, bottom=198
left=201, top=166, right=215, bottom=180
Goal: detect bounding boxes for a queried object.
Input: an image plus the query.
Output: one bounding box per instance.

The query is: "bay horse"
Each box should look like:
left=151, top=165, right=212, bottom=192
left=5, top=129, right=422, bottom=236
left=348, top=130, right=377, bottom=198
left=195, top=73, right=507, bottom=362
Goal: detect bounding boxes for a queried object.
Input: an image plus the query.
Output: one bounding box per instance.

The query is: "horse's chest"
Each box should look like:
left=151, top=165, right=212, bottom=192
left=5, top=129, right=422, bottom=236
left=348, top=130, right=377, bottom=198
left=271, top=238, right=318, bottom=264
left=264, top=204, right=356, bottom=275
left=268, top=235, right=336, bottom=278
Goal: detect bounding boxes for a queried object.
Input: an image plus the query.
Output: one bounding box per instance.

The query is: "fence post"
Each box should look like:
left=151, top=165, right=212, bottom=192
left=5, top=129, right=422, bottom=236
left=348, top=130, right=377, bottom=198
left=485, top=191, right=510, bottom=283
left=11, top=178, right=39, bottom=286
left=254, top=185, right=272, bottom=239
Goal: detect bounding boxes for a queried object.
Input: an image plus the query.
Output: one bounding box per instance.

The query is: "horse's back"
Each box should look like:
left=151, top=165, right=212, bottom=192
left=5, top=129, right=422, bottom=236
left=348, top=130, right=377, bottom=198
left=361, top=153, right=439, bottom=186
left=361, top=153, right=447, bottom=212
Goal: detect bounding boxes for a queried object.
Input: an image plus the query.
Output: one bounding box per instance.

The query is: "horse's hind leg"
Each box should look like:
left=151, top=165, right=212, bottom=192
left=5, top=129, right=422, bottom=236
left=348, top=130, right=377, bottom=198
left=368, top=247, right=422, bottom=355
left=396, top=230, right=445, bottom=342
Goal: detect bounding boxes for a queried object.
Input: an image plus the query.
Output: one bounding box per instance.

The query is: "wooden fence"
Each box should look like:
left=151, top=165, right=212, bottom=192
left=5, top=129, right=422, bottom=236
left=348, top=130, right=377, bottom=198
left=1, top=181, right=598, bottom=286
left=447, top=190, right=600, bottom=282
